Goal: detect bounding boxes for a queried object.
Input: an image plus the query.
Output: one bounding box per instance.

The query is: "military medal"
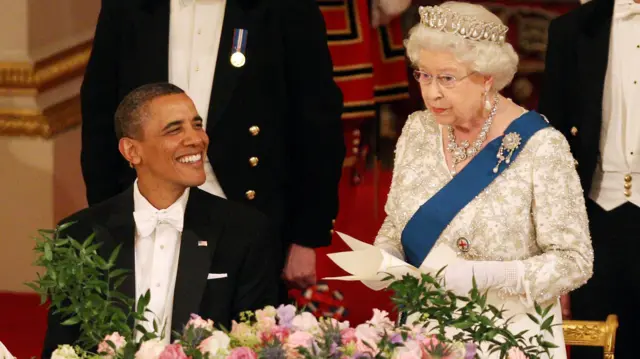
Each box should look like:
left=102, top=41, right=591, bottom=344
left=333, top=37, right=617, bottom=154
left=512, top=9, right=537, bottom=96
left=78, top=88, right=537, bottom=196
left=231, top=28, right=248, bottom=68
left=456, top=237, right=470, bottom=252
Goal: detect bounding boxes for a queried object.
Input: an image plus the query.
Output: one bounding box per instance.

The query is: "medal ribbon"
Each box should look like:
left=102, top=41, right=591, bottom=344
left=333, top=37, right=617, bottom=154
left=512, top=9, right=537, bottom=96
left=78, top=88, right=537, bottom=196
left=232, top=29, right=248, bottom=54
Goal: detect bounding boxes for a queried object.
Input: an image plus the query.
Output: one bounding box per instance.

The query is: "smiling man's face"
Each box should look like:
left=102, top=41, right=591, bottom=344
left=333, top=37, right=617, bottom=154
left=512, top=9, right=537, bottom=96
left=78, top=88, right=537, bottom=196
left=129, top=93, right=209, bottom=189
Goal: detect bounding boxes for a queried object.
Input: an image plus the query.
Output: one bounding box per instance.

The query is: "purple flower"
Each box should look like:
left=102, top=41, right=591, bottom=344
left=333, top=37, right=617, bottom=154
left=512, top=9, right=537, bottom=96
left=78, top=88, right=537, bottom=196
left=464, top=342, right=477, bottom=359
left=329, top=342, right=338, bottom=355
left=276, top=304, right=296, bottom=328
left=389, top=333, right=404, bottom=345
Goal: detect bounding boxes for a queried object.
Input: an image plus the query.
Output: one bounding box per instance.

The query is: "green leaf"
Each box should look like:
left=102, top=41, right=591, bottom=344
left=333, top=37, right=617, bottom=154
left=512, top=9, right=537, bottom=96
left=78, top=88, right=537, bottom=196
left=526, top=313, right=540, bottom=325
left=108, top=244, right=122, bottom=267
left=109, top=268, right=129, bottom=279
left=44, top=243, right=53, bottom=261
left=61, top=316, right=81, bottom=326
left=540, top=316, right=554, bottom=332
left=534, top=302, right=542, bottom=316
left=451, top=321, right=475, bottom=330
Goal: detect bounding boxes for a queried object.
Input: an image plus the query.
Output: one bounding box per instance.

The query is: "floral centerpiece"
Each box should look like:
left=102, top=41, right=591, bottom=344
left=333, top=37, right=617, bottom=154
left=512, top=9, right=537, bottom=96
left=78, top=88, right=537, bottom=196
left=27, top=224, right=557, bottom=359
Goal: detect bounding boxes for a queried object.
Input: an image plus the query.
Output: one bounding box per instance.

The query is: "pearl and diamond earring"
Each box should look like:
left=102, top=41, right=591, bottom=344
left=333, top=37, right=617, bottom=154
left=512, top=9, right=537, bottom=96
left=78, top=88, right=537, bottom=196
left=483, top=90, right=493, bottom=112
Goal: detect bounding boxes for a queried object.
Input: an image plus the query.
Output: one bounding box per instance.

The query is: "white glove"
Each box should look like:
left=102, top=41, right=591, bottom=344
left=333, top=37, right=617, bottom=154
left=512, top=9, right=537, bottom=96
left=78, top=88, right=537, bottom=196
left=443, top=259, right=524, bottom=296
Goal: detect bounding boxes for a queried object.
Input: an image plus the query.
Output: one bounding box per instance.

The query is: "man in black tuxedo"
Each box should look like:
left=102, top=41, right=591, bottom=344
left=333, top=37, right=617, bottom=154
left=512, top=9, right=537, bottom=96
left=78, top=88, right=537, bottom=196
left=80, top=0, right=345, bottom=294
left=43, top=83, right=278, bottom=358
left=538, top=0, right=640, bottom=357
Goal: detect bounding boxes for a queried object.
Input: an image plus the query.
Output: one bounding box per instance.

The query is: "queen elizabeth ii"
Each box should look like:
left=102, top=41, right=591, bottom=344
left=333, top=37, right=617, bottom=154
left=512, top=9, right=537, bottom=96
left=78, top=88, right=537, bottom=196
left=373, top=2, right=593, bottom=358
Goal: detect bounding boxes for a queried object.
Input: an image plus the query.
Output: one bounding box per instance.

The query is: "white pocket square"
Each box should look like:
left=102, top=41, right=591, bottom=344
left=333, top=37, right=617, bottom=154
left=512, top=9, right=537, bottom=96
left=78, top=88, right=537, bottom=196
left=207, top=273, right=228, bottom=280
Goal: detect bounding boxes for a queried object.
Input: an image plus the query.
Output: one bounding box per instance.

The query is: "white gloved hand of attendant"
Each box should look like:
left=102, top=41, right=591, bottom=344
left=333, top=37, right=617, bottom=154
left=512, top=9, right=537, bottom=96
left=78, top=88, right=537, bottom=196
left=443, top=259, right=523, bottom=296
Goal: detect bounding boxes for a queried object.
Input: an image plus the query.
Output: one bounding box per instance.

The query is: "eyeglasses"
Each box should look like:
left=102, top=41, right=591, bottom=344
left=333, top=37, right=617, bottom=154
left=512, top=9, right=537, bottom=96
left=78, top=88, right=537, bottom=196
left=412, top=70, right=476, bottom=89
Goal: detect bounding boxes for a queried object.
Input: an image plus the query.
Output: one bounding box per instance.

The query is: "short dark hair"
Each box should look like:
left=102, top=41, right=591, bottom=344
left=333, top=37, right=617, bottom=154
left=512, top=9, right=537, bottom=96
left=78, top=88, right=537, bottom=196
left=114, top=82, right=185, bottom=139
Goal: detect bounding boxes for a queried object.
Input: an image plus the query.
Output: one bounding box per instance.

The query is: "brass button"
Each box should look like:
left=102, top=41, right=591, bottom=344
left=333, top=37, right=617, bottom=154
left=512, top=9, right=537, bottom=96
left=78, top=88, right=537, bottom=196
left=245, top=190, right=256, bottom=200
left=624, top=182, right=632, bottom=190
left=249, top=157, right=259, bottom=167
left=570, top=126, right=578, bottom=136
left=352, top=138, right=360, bottom=146
left=329, top=229, right=335, bottom=235
left=332, top=219, right=336, bottom=225
left=249, top=126, right=260, bottom=136
left=625, top=174, right=633, bottom=182
left=624, top=189, right=632, bottom=197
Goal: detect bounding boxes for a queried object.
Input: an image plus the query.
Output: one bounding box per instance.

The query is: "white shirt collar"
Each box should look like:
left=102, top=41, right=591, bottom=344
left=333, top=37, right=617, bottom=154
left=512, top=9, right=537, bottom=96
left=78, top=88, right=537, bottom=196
left=133, top=179, right=190, bottom=215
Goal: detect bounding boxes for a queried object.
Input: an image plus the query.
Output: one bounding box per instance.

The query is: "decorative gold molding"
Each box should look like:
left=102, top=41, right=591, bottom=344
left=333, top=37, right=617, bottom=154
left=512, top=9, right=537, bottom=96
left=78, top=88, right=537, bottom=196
left=0, top=40, right=91, bottom=137
left=0, top=40, right=92, bottom=92
left=0, top=96, right=81, bottom=138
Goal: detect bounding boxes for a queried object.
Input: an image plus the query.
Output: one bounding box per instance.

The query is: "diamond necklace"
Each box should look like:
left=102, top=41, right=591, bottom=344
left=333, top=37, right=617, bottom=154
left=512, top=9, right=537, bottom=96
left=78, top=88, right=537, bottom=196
left=446, top=94, right=500, bottom=175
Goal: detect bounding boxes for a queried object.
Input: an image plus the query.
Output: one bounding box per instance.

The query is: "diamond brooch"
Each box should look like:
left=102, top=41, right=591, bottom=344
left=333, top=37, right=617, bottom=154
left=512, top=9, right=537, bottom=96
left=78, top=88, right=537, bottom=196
left=493, top=132, right=521, bottom=174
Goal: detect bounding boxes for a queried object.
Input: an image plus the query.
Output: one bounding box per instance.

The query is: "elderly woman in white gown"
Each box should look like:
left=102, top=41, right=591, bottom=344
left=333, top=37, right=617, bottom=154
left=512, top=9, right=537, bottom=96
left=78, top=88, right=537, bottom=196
left=373, top=2, right=593, bottom=358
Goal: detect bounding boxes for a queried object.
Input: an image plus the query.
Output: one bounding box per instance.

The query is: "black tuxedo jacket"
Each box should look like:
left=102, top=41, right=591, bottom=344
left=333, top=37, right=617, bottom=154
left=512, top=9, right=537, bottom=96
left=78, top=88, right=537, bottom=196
left=42, top=187, right=277, bottom=358
left=80, top=0, right=345, bottom=249
left=538, top=0, right=615, bottom=196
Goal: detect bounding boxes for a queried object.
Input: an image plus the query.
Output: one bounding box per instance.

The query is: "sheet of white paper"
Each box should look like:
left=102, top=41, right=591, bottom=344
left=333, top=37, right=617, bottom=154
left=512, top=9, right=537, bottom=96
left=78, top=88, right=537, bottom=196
left=324, top=232, right=420, bottom=290
left=324, top=232, right=460, bottom=291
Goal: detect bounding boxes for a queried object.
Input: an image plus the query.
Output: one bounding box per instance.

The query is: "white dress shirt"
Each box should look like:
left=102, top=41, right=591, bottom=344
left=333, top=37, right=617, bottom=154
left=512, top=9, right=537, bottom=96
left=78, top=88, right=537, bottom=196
left=133, top=181, right=189, bottom=343
left=589, top=0, right=640, bottom=210
left=169, top=0, right=228, bottom=198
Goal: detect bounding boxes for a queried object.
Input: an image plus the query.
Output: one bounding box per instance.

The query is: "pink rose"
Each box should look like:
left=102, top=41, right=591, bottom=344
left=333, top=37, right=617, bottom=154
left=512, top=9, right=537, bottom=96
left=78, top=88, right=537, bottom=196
left=186, top=314, right=215, bottom=331
left=158, top=344, right=187, bottom=359
left=271, top=326, right=290, bottom=342
left=340, top=328, right=357, bottom=345
left=508, top=347, right=528, bottom=359
left=228, top=347, right=258, bottom=359
left=97, top=332, right=127, bottom=358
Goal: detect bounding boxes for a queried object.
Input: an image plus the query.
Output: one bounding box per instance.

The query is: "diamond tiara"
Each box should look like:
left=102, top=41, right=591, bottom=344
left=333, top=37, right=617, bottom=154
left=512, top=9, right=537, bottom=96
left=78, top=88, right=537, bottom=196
left=418, top=5, right=509, bottom=44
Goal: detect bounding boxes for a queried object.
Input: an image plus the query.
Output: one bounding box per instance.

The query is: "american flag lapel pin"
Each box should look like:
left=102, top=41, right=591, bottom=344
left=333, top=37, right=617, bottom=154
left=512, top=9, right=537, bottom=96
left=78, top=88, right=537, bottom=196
left=198, top=241, right=208, bottom=247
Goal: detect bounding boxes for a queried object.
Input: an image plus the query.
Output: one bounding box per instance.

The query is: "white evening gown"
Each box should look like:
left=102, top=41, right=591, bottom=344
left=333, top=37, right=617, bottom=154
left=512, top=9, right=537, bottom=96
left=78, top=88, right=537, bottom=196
left=374, top=110, right=594, bottom=359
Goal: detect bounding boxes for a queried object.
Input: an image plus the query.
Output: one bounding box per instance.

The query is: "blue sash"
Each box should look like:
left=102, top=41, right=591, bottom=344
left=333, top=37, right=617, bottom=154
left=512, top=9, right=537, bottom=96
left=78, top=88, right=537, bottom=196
left=400, top=111, right=549, bottom=267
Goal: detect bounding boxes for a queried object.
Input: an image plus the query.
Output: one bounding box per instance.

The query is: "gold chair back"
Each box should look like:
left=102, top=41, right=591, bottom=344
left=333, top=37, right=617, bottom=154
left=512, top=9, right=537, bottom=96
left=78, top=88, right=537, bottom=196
left=563, top=314, right=618, bottom=359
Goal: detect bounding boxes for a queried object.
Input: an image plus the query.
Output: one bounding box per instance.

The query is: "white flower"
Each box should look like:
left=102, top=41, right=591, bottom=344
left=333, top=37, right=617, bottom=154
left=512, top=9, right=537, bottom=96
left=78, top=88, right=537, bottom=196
left=366, top=309, right=394, bottom=331
left=291, top=312, right=319, bottom=333
left=355, top=323, right=381, bottom=344
left=256, top=306, right=277, bottom=319
left=323, top=318, right=350, bottom=330
left=51, top=345, right=80, bottom=359
left=392, top=339, right=422, bottom=359
left=198, top=331, right=231, bottom=357
left=135, top=339, right=166, bottom=359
